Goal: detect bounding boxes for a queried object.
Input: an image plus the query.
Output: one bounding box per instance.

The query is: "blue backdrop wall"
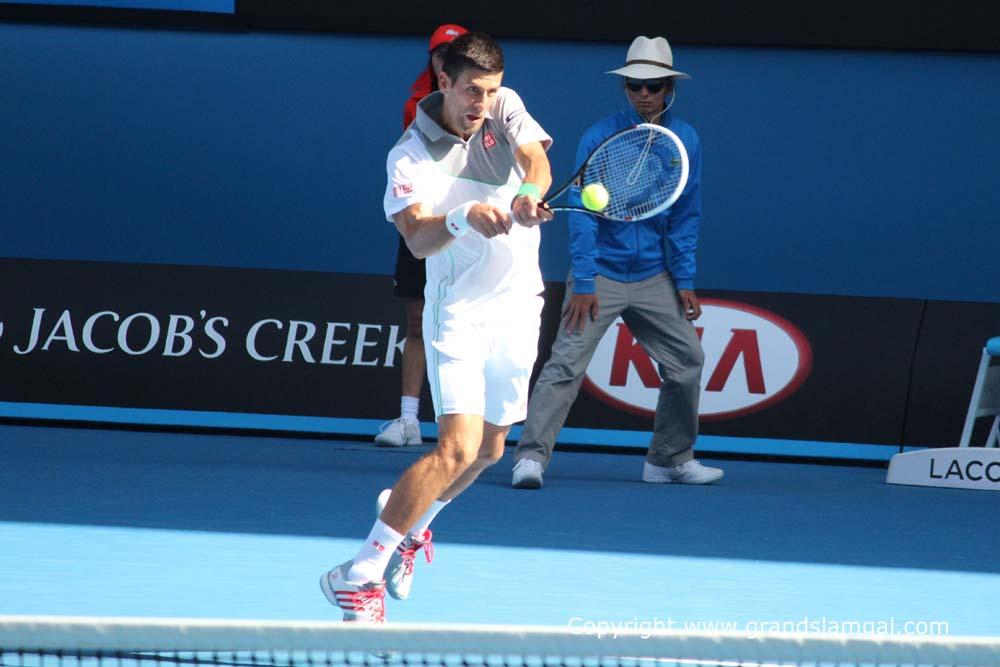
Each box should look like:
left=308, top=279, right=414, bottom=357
left=2, top=23, right=999, bottom=303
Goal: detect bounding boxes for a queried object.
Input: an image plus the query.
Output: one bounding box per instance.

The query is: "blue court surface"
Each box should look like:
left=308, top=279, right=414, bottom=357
left=1, top=423, right=998, bottom=637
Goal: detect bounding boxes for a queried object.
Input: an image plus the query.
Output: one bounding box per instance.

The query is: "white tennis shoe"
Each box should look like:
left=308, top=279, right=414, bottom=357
left=374, top=418, right=422, bottom=447
left=376, top=489, right=434, bottom=600
left=642, top=460, right=724, bottom=484
left=319, top=560, right=386, bottom=623
left=511, top=458, right=543, bottom=489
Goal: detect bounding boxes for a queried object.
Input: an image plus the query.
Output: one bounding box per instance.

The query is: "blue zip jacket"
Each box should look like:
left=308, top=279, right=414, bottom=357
left=568, top=106, right=702, bottom=294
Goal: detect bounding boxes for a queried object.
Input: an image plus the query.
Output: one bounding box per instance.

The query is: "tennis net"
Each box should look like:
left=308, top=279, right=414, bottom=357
left=2, top=616, right=999, bottom=667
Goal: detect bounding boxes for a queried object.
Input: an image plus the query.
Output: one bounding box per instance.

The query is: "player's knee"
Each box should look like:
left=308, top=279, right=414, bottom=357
left=434, top=442, right=476, bottom=477
left=448, top=448, right=477, bottom=476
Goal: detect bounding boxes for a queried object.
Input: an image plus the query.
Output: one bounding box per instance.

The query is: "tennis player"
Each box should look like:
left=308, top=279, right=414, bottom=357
left=321, top=32, right=553, bottom=623
left=376, top=23, right=468, bottom=448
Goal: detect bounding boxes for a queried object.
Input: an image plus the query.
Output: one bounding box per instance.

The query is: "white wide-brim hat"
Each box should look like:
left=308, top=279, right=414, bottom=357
left=607, top=36, right=691, bottom=80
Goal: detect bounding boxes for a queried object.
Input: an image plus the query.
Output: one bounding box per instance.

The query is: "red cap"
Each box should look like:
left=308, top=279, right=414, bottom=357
left=428, top=23, right=468, bottom=52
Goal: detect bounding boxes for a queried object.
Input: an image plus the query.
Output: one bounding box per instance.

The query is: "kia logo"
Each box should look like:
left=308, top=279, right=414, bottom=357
left=582, top=299, right=812, bottom=420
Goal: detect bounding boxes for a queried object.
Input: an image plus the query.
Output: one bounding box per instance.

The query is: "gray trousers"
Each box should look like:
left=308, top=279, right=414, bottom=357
left=515, top=272, right=705, bottom=468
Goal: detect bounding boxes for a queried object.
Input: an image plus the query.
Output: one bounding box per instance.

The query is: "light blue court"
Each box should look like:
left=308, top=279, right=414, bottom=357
left=1, top=424, right=998, bottom=636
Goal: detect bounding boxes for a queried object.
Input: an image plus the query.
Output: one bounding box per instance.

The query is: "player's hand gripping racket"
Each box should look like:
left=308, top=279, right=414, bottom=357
left=544, top=123, right=689, bottom=221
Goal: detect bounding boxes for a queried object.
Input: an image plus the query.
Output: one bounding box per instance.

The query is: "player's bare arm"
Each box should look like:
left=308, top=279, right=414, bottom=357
left=512, top=141, right=554, bottom=227
left=393, top=201, right=513, bottom=258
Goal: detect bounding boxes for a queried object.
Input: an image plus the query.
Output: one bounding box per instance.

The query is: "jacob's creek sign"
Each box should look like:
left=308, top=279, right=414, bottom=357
left=582, top=299, right=813, bottom=420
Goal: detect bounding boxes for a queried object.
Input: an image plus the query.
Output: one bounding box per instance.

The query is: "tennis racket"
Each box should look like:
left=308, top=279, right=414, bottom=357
left=544, top=123, right=689, bottom=221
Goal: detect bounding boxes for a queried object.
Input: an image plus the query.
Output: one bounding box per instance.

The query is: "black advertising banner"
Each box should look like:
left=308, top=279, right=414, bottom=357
left=1, top=258, right=994, bottom=452
left=235, top=0, right=1000, bottom=54
left=0, top=258, right=416, bottom=419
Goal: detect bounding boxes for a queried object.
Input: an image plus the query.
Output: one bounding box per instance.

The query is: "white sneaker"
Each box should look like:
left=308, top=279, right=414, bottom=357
left=376, top=489, right=433, bottom=600
left=642, top=460, right=724, bottom=484
left=319, top=560, right=386, bottom=623
left=375, top=417, right=422, bottom=447
left=512, top=458, right=543, bottom=489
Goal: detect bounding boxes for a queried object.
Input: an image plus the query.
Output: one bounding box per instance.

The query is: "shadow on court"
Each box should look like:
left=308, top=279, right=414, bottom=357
left=1, top=423, right=997, bottom=574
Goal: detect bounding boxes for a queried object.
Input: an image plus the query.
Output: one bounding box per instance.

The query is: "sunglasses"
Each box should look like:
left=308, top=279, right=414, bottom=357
left=625, top=79, right=669, bottom=93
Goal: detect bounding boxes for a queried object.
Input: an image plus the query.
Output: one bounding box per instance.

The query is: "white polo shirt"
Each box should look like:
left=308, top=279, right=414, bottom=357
left=383, top=88, right=552, bottom=317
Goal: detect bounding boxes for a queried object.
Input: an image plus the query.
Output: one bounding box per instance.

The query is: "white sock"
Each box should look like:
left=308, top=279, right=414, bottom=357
left=400, top=396, right=419, bottom=422
left=410, top=498, right=449, bottom=538
left=346, top=519, right=404, bottom=584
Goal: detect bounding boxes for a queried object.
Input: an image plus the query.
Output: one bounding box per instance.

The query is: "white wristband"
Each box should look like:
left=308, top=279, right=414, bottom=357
left=445, top=202, right=475, bottom=238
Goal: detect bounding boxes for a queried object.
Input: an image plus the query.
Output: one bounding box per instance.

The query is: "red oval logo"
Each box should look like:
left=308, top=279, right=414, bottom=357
left=582, top=299, right=812, bottom=420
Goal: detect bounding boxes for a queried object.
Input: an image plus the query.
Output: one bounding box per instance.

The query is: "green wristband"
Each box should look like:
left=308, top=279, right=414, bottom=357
left=517, top=182, right=542, bottom=199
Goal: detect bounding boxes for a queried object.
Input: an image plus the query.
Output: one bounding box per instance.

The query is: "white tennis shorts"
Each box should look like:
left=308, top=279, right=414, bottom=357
left=423, top=294, right=544, bottom=426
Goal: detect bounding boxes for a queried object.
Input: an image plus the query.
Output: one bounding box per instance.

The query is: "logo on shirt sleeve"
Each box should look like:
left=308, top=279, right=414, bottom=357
left=392, top=183, right=414, bottom=197
left=505, top=110, right=525, bottom=124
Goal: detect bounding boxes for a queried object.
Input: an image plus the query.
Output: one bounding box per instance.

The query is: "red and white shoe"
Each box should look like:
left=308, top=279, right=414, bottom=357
left=387, top=530, right=433, bottom=600
left=319, top=560, right=386, bottom=623
left=376, top=489, right=434, bottom=600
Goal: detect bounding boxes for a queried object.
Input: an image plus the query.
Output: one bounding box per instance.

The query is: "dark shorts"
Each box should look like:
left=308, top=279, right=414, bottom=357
left=393, top=233, right=426, bottom=300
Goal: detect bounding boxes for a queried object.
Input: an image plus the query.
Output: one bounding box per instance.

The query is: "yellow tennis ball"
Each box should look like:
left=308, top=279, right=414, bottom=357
left=581, top=183, right=609, bottom=211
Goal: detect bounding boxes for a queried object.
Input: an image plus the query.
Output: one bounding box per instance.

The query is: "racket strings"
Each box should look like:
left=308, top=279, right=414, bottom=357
left=584, top=128, right=683, bottom=220
left=625, top=129, right=657, bottom=186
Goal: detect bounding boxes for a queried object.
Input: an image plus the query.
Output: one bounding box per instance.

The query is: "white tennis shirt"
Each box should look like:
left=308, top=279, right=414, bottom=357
left=383, top=88, right=552, bottom=316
